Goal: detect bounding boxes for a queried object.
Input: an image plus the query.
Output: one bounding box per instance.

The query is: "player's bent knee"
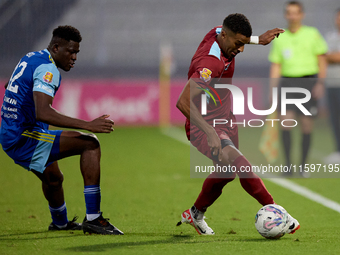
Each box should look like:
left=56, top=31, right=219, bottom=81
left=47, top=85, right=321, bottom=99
left=72, top=132, right=100, bottom=151
left=61, top=130, right=100, bottom=149
left=83, top=133, right=100, bottom=150
left=47, top=179, right=63, bottom=190
left=211, top=164, right=237, bottom=179
left=216, top=171, right=237, bottom=181
left=44, top=172, right=64, bottom=190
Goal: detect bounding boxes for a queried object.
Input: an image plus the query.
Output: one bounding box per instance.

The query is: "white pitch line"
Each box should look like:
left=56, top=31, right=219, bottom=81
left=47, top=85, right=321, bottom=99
left=161, top=126, right=340, bottom=214
left=267, top=178, right=340, bottom=213
left=160, top=126, right=190, bottom=145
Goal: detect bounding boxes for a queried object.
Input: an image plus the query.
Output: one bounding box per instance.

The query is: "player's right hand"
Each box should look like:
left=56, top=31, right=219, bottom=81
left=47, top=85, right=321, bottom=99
left=86, top=114, right=114, bottom=133
left=259, top=28, right=285, bottom=45
left=207, top=130, right=222, bottom=161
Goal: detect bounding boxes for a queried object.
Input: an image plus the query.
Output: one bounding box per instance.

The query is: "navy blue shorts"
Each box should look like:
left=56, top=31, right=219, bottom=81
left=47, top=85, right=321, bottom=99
left=279, top=75, right=318, bottom=116
left=4, top=127, right=62, bottom=173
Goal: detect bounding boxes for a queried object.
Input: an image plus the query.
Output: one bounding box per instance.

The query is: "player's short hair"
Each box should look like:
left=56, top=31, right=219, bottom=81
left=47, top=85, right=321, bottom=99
left=52, top=25, right=82, bottom=43
left=223, top=13, right=252, bottom=38
left=286, top=1, right=304, bottom=13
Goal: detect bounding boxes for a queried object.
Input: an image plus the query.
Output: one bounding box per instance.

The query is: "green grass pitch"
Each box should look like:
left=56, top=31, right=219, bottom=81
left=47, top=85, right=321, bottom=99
left=1, top=124, right=340, bottom=255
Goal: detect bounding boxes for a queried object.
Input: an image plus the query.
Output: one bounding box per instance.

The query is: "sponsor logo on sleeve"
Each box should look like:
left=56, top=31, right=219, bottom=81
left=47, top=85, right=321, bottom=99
left=199, top=68, right=212, bottom=82
left=36, top=83, right=53, bottom=94
left=43, top=72, right=53, bottom=83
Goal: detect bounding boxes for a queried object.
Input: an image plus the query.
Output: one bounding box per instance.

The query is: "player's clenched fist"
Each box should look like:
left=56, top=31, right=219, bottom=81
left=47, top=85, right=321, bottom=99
left=86, top=114, right=114, bottom=133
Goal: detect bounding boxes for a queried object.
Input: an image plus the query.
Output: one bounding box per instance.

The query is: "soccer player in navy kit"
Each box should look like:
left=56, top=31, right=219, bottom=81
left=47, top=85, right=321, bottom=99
left=0, top=26, right=123, bottom=235
left=176, top=14, right=300, bottom=235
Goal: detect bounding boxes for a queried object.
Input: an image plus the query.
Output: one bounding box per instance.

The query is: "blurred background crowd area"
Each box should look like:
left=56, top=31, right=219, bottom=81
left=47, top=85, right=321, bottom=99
left=0, top=0, right=339, bottom=127
left=0, top=0, right=339, bottom=79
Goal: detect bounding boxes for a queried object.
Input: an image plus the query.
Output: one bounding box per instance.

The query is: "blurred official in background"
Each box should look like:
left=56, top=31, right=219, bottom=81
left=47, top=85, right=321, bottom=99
left=324, top=8, right=340, bottom=164
left=268, top=1, right=328, bottom=177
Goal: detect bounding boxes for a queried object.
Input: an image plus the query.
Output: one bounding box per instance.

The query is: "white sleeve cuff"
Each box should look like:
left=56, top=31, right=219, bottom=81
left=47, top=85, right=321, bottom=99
left=249, top=36, right=259, bottom=44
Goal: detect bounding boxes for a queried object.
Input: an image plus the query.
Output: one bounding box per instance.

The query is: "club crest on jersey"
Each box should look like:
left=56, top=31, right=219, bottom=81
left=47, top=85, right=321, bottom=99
left=200, top=68, right=212, bottom=82
left=43, top=72, right=53, bottom=83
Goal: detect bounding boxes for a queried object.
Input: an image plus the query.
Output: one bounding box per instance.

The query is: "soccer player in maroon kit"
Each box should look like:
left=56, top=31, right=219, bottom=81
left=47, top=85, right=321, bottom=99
left=176, top=13, right=300, bottom=235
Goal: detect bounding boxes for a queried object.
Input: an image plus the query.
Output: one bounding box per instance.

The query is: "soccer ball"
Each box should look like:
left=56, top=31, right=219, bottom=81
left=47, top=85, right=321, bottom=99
left=254, top=204, right=290, bottom=239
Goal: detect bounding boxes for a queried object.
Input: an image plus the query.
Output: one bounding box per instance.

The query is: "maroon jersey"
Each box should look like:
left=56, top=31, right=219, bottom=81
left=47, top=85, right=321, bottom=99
left=186, top=26, right=237, bottom=143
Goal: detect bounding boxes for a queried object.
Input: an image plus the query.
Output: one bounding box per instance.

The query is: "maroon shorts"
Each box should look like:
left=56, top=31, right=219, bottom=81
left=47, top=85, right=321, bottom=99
left=185, top=119, right=239, bottom=161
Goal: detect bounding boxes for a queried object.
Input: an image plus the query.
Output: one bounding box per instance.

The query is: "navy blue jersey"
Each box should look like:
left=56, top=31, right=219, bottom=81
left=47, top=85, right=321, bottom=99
left=0, top=49, right=61, bottom=150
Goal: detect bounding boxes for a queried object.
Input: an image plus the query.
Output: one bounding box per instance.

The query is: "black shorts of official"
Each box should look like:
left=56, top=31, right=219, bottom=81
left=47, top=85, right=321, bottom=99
left=278, top=74, right=318, bottom=117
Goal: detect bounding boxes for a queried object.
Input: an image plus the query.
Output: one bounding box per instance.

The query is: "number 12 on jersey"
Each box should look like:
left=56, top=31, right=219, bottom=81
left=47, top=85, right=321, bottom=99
left=7, top=61, right=27, bottom=94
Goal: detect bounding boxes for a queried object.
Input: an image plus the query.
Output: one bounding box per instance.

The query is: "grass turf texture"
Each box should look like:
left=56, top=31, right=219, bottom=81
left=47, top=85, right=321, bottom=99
left=1, top=123, right=340, bottom=255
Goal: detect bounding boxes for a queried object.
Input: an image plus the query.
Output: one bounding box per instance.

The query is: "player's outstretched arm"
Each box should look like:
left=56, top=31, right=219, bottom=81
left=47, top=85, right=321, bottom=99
left=258, top=28, right=285, bottom=45
left=33, top=91, right=114, bottom=133
left=176, top=79, right=222, bottom=161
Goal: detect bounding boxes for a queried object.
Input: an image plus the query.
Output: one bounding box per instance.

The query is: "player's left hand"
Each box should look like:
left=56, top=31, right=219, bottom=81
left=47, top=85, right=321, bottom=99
left=86, top=114, right=114, bottom=133
left=259, top=28, right=285, bottom=45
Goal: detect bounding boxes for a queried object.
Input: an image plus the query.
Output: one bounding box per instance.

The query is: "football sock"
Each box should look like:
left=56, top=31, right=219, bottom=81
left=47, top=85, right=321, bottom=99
left=84, top=185, right=101, bottom=221
left=301, top=133, right=311, bottom=169
left=234, top=155, right=275, bottom=206
left=190, top=205, right=204, bottom=220
left=282, top=130, right=291, bottom=168
left=194, top=171, right=236, bottom=212
left=49, top=202, right=68, bottom=228
left=193, top=156, right=275, bottom=211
